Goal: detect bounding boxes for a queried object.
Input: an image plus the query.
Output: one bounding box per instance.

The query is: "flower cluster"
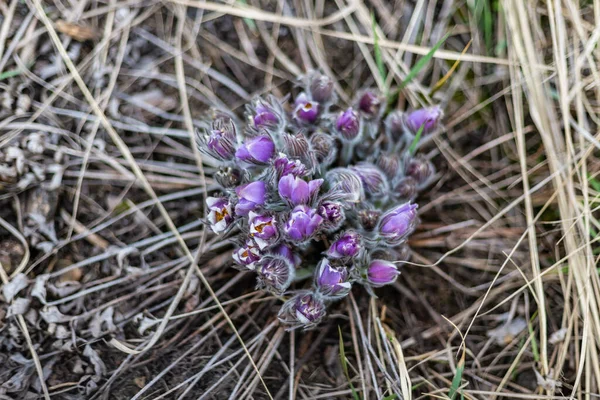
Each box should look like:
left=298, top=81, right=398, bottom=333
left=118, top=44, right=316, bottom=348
left=197, top=71, right=442, bottom=330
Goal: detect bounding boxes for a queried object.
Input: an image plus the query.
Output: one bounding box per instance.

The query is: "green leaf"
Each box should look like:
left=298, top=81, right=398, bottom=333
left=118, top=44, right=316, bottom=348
left=408, top=123, right=425, bottom=155
left=382, top=395, right=399, bottom=400
left=0, top=68, right=24, bottom=81
left=338, top=326, right=361, bottom=400
left=237, top=0, right=257, bottom=32
left=372, top=13, right=386, bottom=88
left=448, top=350, right=465, bottom=399
left=386, top=33, right=449, bottom=112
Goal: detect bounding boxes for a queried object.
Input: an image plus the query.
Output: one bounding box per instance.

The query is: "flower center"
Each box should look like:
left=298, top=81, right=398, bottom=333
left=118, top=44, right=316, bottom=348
left=215, top=208, right=228, bottom=222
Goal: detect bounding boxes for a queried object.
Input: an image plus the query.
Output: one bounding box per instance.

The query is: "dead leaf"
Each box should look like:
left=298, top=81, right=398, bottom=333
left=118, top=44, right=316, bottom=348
left=55, top=20, right=98, bottom=41
left=486, top=318, right=527, bottom=345
left=7, top=298, right=30, bottom=317
left=2, top=273, right=29, bottom=302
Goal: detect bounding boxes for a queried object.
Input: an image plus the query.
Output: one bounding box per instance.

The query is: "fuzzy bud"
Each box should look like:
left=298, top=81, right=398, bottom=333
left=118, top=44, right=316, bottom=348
left=358, top=209, right=381, bottom=230
left=403, top=106, right=442, bottom=136
left=358, top=91, right=381, bottom=117
left=378, top=203, right=418, bottom=245
left=392, top=177, right=418, bottom=200
left=335, top=108, right=360, bottom=141
left=385, top=110, right=404, bottom=141
left=309, top=73, right=334, bottom=103
left=367, top=260, right=400, bottom=287
left=405, top=156, right=435, bottom=186
left=325, top=168, right=365, bottom=203
left=317, top=201, right=345, bottom=231
left=350, top=162, right=389, bottom=199
left=196, top=116, right=237, bottom=161
left=310, top=132, right=337, bottom=167
left=278, top=292, right=327, bottom=330
left=252, top=101, right=279, bottom=128
left=274, top=153, right=307, bottom=177
left=376, top=154, right=401, bottom=179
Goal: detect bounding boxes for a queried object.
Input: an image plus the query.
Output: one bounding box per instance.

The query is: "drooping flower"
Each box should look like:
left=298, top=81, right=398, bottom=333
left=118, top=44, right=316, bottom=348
left=206, top=197, right=233, bottom=233
left=256, top=255, right=295, bottom=294
left=278, top=292, right=326, bottom=330
left=378, top=203, right=418, bottom=245
left=249, top=212, right=278, bottom=249
left=232, top=240, right=261, bottom=270
left=335, top=108, right=360, bottom=141
left=235, top=135, right=275, bottom=164
left=315, top=259, right=351, bottom=299
left=367, top=259, right=400, bottom=287
left=274, top=153, right=307, bottom=177
left=293, top=93, right=319, bottom=124
left=278, top=174, right=323, bottom=206
left=284, top=205, right=323, bottom=242
left=327, top=231, right=361, bottom=259
left=235, top=181, right=267, bottom=216
left=350, top=162, right=389, bottom=199
left=403, top=106, right=442, bottom=136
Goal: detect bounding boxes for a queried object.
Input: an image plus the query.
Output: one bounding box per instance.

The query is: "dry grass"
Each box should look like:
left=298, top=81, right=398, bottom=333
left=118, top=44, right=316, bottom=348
left=0, top=0, right=599, bottom=399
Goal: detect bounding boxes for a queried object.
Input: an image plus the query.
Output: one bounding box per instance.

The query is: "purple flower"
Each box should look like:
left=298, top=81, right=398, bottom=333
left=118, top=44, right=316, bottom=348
left=272, top=244, right=301, bottom=267
left=256, top=255, right=294, bottom=294
left=284, top=205, right=323, bottom=242
left=232, top=239, right=261, bottom=270
left=349, top=162, right=389, bottom=199
left=358, top=91, right=381, bottom=117
left=293, top=93, right=319, bottom=124
left=405, top=156, right=434, bottom=185
left=235, top=135, right=275, bottom=164
left=253, top=102, right=279, bottom=128
left=315, top=259, right=351, bottom=298
left=196, top=116, right=237, bottom=161
left=317, top=201, right=345, bottom=231
left=249, top=212, right=278, bottom=249
left=278, top=292, right=326, bottom=329
left=403, top=106, right=442, bottom=136
left=278, top=174, right=323, bottom=206
left=274, top=154, right=307, bottom=177
left=327, top=231, right=361, bottom=259
left=367, top=259, right=400, bottom=287
left=376, top=154, right=401, bottom=179
left=206, top=197, right=234, bottom=233
left=309, top=73, right=334, bottom=103
left=392, top=177, right=418, bottom=200
left=235, top=181, right=267, bottom=216
left=378, top=203, right=418, bottom=245
left=336, top=108, right=360, bottom=141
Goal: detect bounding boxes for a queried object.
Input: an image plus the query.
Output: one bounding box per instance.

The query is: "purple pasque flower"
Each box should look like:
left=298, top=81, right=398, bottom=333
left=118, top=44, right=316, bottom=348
left=384, top=110, right=404, bottom=140
left=358, top=90, right=381, bottom=117
left=315, top=259, right=351, bottom=299
left=272, top=243, right=301, bottom=267
left=235, top=135, right=275, bottom=164
left=278, top=174, right=323, bottom=206
left=256, top=255, right=294, bottom=294
left=367, top=259, right=400, bottom=287
left=327, top=231, right=361, bottom=259
left=293, top=92, right=319, bottom=124
left=376, top=153, right=401, bottom=179
left=232, top=239, right=261, bottom=270
left=308, top=73, right=334, bottom=103
left=196, top=116, right=237, bottom=161
left=248, top=211, right=278, bottom=249
left=253, top=102, right=279, bottom=128
left=335, top=108, right=360, bottom=141
left=206, top=196, right=234, bottom=233
left=235, top=181, right=267, bottom=216
left=404, top=156, right=434, bottom=186
left=403, top=106, right=442, bottom=136
left=391, top=176, right=418, bottom=201
left=378, top=202, right=418, bottom=245
left=349, top=162, right=389, bottom=199
left=317, top=201, right=345, bottom=231
left=284, top=205, right=323, bottom=242
left=274, top=153, right=307, bottom=177
left=278, top=292, right=326, bottom=329
left=310, top=132, right=337, bottom=168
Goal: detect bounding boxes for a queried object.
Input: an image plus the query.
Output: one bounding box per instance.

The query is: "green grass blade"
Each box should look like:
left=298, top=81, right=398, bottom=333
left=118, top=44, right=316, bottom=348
left=408, top=124, right=425, bottom=155
left=338, top=326, right=361, bottom=400
left=237, top=0, right=257, bottom=32
left=0, top=68, right=24, bottom=81
left=372, top=13, right=386, bottom=88
left=448, top=350, right=465, bottom=399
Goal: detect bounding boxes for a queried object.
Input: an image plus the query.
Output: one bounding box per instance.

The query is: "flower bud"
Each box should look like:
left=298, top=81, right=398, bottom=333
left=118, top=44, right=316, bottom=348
left=403, top=106, right=442, bottom=136
left=278, top=174, right=323, bottom=206
left=215, top=167, right=243, bottom=188
left=252, top=101, right=279, bottom=128
left=335, top=108, right=360, bottom=141
left=405, top=156, right=434, bottom=186
left=206, top=196, right=233, bottom=233
left=309, top=73, right=334, bottom=103
left=272, top=244, right=301, bottom=267
left=232, top=239, right=261, bottom=270
left=367, top=259, right=400, bottom=287
left=378, top=203, right=418, bottom=245
left=235, top=181, right=267, bottom=216
left=310, top=132, right=337, bottom=167
left=256, top=255, right=295, bottom=294
left=358, top=209, right=381, bottom=230
left=274, top=153, right=307, bottom=177
left=196, top=116, right=237, bottom=161
left=358, top=90, right=381, bottom=117
left=235, top=135, right=275, bottom=164
left=282, top=132, right=311, bottom=159
left=327, top=231, right=361, bottom=259
left=392, top=176, right=418, bottom=200
left=293, top=93, right=319, bottom=124
left=278, top=292, right=326, bottom=329
left=325, top=168, right=365, bottom=203
left=376, top=153, right=401, bottom=179
left=248, top=212, right=278, bottom=249
left=349, top=162, right=389, bottom=199
left=284, top=205, right=323, bottom=242
left=317, top=201, right=345, bottom=231
left=384, top=110, right=404, bottom=141
left=315, top=259, right=351, bottom=299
